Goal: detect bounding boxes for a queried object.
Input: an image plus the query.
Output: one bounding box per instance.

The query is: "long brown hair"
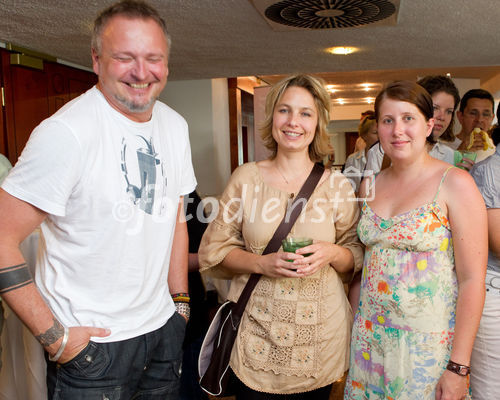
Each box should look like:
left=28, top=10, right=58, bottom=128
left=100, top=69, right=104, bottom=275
left=417, top=75, right=460, bottom=142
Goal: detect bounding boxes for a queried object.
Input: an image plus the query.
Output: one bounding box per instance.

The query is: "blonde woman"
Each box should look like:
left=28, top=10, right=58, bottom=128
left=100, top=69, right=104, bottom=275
left=199, top=75, right=363, bottom=399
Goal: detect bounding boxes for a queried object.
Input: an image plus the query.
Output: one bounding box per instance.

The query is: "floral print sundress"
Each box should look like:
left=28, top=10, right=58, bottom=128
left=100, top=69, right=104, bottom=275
left=345, top=167, right=470, bottom=399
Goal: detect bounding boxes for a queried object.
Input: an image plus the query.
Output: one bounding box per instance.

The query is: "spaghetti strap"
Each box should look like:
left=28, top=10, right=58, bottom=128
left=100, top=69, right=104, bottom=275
left=433, top=166, right=455, bottom=202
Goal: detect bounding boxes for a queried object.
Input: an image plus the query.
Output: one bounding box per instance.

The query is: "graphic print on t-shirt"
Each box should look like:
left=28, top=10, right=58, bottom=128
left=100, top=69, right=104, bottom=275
left=120, top=135, right=167, bottom=215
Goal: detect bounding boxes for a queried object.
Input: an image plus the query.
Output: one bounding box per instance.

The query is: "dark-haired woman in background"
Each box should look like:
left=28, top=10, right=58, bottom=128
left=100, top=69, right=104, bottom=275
left=417, top=75, right=460, bottom=165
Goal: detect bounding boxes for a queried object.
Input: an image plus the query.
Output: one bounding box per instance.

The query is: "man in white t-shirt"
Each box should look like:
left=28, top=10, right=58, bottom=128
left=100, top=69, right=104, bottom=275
left=0, top=1, right=196, bottom=398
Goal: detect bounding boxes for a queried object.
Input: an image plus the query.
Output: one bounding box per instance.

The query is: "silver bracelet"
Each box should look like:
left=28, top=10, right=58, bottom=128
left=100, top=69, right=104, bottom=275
left=175, top=302, right=190, bottom=320
left=48, top=326, right=69, bottom=362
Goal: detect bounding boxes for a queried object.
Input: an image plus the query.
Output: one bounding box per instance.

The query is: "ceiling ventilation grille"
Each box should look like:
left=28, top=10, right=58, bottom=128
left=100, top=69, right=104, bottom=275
left=252, top=0, right=399, bottom=31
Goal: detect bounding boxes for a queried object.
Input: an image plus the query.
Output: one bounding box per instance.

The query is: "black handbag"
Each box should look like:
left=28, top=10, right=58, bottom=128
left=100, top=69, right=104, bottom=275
left=198, top=163, right=324, bottom=397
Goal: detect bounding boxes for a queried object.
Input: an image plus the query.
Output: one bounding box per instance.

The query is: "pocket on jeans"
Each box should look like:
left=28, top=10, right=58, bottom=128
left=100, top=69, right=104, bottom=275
left=174, top=310, right=187, bottom=327
left=172, top=356, right=182, bottom=379
left=60, top=341, right=110, bottom=379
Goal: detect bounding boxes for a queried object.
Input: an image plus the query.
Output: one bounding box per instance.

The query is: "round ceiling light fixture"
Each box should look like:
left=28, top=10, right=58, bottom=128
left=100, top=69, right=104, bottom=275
left=327, top=46, right=358, bottom=55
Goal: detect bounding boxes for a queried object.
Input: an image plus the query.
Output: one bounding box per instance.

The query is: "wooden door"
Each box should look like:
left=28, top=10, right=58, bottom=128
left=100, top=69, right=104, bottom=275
left=0, top=81, right=5, bottom=156
left=0, top=49, right=96, bottom=165
left=345, top=131, right=359, bottom=159
left=2, top=51, right=50, bottom=164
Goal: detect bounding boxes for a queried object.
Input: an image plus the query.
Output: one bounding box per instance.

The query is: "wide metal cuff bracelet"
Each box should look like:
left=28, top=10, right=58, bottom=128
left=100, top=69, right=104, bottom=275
left=175, top=302, right=190, bottom=320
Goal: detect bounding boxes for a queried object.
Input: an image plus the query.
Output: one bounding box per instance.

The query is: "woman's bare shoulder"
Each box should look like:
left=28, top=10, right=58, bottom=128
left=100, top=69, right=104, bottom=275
left=443, top=166, right=477, bottom=192
left=441, top=165, right=483, bottom=209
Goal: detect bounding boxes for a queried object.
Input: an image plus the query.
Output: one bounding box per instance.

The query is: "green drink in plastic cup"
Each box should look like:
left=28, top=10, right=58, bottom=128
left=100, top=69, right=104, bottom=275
left=282, top=237, right=313, bottom=262
left=454, top=150, right=477, bottom=170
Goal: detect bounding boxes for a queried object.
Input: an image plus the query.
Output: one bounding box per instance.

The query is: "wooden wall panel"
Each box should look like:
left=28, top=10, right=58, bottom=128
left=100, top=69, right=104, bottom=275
left=345, top=131, right=359, bottom=159
left=47, top=63, right=70, bottom=115
left=0, top=49, right=97, bottom=164
left=0, top=77, right=5, bottom=156
left=9, top=65, right=50, bottom=160
left=1, top=50, right=17, bottom=164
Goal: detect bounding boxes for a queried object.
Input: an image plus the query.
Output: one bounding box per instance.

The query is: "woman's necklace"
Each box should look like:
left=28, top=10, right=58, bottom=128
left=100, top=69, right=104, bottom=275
left=275, top=164, right=290, bottom=184
left=275, top=164, right=298, bottom=199
left=275, top=162, right=314, bottom=199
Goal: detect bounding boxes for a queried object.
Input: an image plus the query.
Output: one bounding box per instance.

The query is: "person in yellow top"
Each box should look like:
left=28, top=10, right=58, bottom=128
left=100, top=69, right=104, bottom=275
left=198, top=74, right=364, bottom=399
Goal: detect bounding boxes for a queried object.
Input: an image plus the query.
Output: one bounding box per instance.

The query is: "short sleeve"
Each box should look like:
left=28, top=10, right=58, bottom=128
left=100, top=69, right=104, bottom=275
left=471, top=161, right=500, bottom=209
left=198, top=167, right=248, bottom=279
left=2, top=120, right=83, bottom=216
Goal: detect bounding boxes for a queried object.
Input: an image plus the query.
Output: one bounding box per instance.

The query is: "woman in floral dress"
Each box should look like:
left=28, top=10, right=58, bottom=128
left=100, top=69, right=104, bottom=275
left=345, top=81, right=487, bottom=400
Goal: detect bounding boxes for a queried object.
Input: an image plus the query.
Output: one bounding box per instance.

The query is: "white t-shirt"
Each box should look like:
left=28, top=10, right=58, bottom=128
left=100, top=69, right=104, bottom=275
left=2, top=87, right=197, bottom=342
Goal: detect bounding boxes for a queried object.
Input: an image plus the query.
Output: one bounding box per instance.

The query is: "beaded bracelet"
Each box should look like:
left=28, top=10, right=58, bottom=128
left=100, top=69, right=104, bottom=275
left=48, top=326, right=69, bottom=362
left=172, top=292, right=190, bottom=303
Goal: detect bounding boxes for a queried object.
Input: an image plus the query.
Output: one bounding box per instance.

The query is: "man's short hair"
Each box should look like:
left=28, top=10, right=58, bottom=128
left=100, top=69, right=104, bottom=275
left=92, top=0, right=170, bottom=55
left=459, top=89, right=494, bottom=113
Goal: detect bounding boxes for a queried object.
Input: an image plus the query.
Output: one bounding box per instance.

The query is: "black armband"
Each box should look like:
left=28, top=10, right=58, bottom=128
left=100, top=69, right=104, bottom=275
left=0, top=263, right=33, bottom=294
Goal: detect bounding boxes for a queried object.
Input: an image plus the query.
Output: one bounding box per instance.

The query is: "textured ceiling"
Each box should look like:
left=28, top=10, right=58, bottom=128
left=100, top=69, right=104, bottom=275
left=0, top=0, right=499, bottom=95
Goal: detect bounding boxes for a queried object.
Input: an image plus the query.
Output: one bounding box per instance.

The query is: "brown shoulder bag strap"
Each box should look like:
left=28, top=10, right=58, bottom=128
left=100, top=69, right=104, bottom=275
left=232, top=162, right=325, bottom=317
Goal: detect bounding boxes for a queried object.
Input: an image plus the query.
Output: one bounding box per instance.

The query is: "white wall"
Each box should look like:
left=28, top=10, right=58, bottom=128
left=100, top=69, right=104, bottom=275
left=211, top=79, right=231, bottom=194
left=160, top=79, right=231, bottom=197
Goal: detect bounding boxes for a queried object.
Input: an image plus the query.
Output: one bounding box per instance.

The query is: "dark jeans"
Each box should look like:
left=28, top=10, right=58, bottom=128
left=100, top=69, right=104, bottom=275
left=46, top=312, right=186, bottom=400
left=234, top=374, right=332, bottom=400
